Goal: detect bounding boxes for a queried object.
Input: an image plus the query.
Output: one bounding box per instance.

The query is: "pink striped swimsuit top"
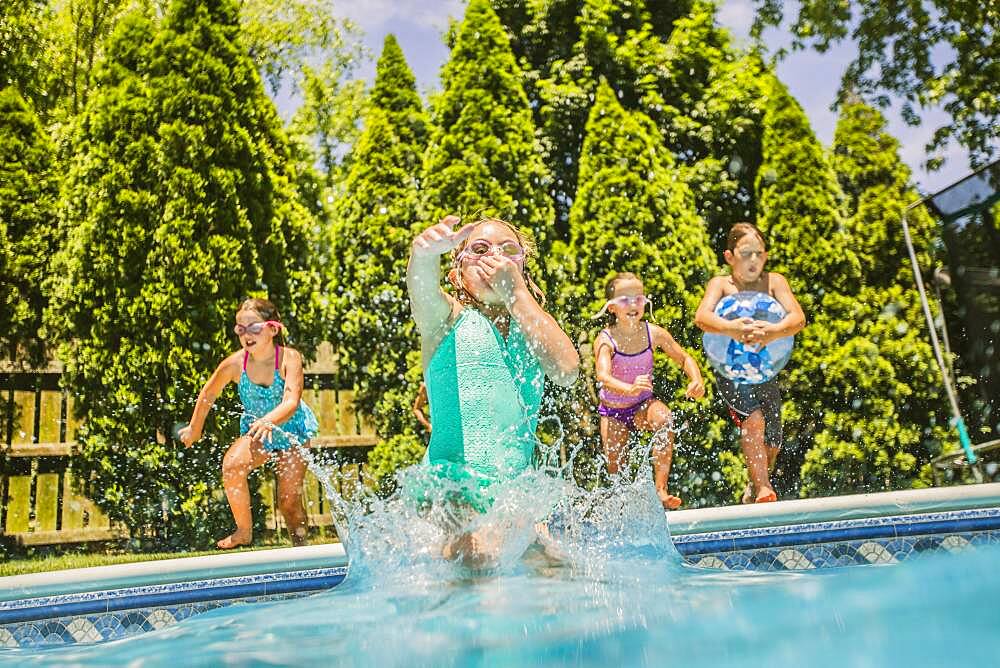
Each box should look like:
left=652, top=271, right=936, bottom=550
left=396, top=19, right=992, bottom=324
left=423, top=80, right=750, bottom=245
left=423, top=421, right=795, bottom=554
left=598, top=323, right=654, bottom=407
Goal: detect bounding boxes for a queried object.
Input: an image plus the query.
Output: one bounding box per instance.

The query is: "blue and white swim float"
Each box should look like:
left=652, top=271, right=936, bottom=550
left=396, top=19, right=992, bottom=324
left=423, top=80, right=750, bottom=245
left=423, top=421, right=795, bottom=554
left=703, top=291, right=794, bottom=385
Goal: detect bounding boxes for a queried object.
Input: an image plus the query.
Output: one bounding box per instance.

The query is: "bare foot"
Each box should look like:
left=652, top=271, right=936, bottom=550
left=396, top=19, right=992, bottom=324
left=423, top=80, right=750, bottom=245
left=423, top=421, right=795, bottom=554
left=741, top=483, right=754, bottom=504
left=657, top=489, right=682, bottom=510
left=217, top=531, right=252, bottom=549
left=755, top=489, right=777, bottom=503
left=290, top=526, right=308, bottom=547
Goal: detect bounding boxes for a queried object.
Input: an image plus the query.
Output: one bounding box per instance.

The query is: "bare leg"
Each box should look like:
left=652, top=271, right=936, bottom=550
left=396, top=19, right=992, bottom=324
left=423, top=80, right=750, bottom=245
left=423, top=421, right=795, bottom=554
left=276, top=446, right=309, bottom=547
left=219, top=436, right=271, bottom=549
left=767, top=446, right=780, bottom=470
left=635, top=400, right=680, bottom=509
left=600, top=415, right=631, bottom=476
left=740, top=411, right=776, bottom=502
left=744, top=444, right=780, bottom=503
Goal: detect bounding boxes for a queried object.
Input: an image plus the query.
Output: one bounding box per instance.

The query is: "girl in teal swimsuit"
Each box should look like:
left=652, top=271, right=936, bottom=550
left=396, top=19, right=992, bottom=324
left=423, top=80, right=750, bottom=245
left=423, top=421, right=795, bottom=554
left=179, top=298, right=318, bottom=549
left=407, top=215, right=580, bottom=563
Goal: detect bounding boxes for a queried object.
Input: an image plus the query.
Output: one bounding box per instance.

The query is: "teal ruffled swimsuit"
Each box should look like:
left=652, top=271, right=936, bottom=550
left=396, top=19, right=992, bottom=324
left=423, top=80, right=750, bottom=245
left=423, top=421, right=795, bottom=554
left=238, top=346, right=318, bottom=452
left=414, top=308, right=545, bottom=511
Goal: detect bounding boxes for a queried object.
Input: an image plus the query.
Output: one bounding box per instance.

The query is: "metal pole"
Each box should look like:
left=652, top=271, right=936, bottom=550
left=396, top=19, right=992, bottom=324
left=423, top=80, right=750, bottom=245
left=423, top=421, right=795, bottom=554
left=902, top=204, right=978, bottom=467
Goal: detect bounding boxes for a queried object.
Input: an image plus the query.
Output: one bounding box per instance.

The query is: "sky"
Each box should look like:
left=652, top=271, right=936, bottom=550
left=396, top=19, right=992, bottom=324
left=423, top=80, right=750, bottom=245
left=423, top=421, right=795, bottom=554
left=329, top=0, right=972, bottom=196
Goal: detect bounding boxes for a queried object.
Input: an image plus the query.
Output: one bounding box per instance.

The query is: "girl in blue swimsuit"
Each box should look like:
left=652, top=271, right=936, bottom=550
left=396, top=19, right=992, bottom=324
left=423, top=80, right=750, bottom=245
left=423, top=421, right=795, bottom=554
left=179, top=298, right=318, bottom=549
left=407, top=215, right=580, bottom=564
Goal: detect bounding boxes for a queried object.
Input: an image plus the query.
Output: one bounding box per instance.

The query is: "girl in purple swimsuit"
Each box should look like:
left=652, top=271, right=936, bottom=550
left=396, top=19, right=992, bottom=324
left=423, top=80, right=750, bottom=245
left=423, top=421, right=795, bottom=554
left=593, top=273, right=705, bottom=509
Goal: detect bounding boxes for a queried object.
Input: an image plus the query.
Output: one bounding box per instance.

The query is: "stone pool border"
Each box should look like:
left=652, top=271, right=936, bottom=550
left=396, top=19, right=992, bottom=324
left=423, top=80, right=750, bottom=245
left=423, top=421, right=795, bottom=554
left=2, top=483, right=999, bottom=648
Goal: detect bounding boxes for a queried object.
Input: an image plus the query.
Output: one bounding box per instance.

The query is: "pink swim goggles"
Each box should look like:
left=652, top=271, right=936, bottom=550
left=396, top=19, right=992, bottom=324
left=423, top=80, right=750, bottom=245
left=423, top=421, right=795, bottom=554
left=234, top=320, right=282, bottom=336
left=456, top=239, right=525, bottom=264
left=591, top=295, right=651, bottom=319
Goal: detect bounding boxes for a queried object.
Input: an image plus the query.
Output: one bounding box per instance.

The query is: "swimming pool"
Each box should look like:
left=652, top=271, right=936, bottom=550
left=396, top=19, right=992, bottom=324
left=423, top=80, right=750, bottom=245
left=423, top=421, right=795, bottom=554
left=2, top=483, right=998, bottom=665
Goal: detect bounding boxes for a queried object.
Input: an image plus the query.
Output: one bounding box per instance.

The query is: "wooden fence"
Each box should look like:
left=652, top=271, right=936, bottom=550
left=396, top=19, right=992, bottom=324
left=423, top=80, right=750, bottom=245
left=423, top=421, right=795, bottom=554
left=0, top=370, right=377, bottom=547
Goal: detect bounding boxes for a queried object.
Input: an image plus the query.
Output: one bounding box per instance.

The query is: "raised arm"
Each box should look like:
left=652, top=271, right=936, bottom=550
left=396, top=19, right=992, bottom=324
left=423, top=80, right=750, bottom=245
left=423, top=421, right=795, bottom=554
left=179, top=354, right=241, bottom=446
left=407, top=216, right=474, bottom=364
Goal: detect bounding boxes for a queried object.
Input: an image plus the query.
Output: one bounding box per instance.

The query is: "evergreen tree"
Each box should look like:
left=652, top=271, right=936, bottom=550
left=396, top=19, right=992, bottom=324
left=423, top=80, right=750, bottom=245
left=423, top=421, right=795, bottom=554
left=653, top=9, right=766, bottom=252
left=0, top=1, right=52, bottom=112
left=493, top=0, right=762, bottom=245
left=753, top=72, right=860, bottom=494
left=796, top=102, right=949, bottom=496
left=46, top=0, right=323, bottom=547
left=330, top=35, right=427, bottom=443
left=0, top=88, right=57, bottom=367
left=798, top=287, right=948, bottom=496
left=832, top=101, right=937, bottom=286
left=755, top=73, right=860, bottom=303
left=557, top=82, right=727, bottom=504
left=421, top=0, right=554, bottom=261
left=753, top=80, right=949, bottom=498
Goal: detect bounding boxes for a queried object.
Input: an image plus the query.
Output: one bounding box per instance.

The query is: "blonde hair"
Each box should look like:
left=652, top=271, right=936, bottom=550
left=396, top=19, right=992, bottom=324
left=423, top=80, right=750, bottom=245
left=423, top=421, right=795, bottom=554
left=451, top=217, right=546, bottom=305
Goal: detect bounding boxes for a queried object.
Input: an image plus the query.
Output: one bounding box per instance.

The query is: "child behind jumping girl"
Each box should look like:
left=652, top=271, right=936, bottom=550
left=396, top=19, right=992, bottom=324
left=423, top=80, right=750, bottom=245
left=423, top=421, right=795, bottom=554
left=179, top=298, right=318, bottom=548
left=694, top=223, right=805, bottom=503
left=407, top=214, right=579, bottom=565
left=593, top=273, right=705, bottom=510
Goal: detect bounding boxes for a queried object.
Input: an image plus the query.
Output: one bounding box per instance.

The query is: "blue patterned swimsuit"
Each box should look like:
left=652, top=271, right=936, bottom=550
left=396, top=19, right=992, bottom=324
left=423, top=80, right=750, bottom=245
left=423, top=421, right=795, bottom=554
left=238, top=346, right=318, bottom=452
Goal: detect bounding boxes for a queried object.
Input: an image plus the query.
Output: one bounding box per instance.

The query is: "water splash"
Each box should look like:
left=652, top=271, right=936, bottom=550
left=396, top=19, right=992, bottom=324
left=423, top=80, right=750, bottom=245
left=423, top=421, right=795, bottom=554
left=295, top=400, right=690, bottom=588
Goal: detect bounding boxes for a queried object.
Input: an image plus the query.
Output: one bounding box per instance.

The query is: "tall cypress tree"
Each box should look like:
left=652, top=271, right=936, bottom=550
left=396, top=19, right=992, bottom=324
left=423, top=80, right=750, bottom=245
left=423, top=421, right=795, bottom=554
left=0, top=88, right=57, bottom=367
left=557, top=82, right=727, bottom=504
left=832, top=101, right=937, bottom=286
left=493, top=0, right=762, bottom=244
left=796, top=102, right=949, bottom=496
left=330, top=35, right=427, bottom=439
left=561, top=82, right=715, bottom=329
left=753, top=79, right=946, bottom=498
left=421, top=0, right=554, bottom=259
left=653, top=6, right=766, bottom=252
left=47, top=0, right=323, bottom=546
left=755, top=73, right=860, bottom=302
left=752, top=72, right=860, bottom=494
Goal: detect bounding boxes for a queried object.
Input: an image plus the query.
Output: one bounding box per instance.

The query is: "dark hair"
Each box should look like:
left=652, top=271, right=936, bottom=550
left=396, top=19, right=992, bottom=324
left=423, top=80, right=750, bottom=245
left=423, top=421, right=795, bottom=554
left=726, top=223, right=767, bottom=251
left=603, top=272, right=643, bottom=325
left=237, top=298, right=284, bottom=344
left=451, top=217, right=546, bottom=306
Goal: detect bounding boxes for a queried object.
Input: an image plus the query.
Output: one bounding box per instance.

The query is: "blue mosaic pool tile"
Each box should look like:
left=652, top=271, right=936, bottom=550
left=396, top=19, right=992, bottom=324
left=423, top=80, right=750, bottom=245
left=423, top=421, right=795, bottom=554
left=38, top=620, right=71, bottom=645
left=13, top=623, right=43, bottom=646
left=970, top=532, right=990, bottom=546
left=721, top=551, right=752, bottom=570
left=5, top=510, right=1000, bottom=648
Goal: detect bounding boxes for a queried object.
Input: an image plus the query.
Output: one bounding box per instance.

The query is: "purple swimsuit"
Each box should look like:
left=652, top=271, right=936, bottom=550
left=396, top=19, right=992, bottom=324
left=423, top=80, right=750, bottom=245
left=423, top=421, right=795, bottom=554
left=598, top=323, right=654, bottom=426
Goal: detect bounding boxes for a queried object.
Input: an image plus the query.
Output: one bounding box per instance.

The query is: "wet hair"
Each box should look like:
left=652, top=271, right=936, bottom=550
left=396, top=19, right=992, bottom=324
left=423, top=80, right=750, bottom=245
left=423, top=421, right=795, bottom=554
left=237, top=297, right=284, bottom=344
left=451, top=217, right=546, bottom=306
left=602, top=272, right=643, bottom=325
left=726, top=223, right=767, bottom=252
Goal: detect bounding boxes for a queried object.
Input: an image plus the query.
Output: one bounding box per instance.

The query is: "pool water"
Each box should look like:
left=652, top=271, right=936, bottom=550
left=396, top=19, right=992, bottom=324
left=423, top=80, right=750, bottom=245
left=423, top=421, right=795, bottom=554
left=2, top=462, right=997, bottom=667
